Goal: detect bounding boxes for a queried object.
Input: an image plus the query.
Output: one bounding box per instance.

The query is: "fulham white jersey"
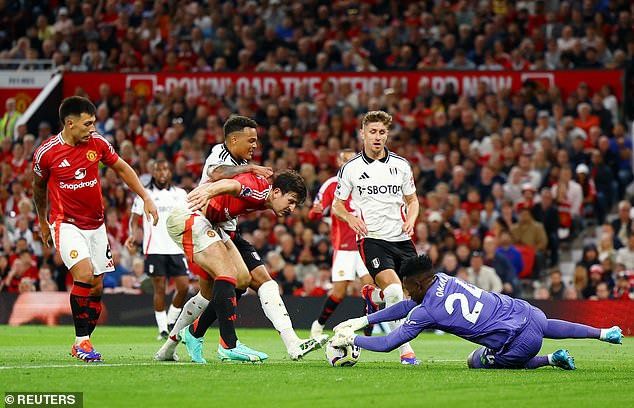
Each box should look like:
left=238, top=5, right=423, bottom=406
left=131, top=184, right=188, bottom=255
left=200, top=143, right=248, bottom=231
left=335, top=148, right=416, bottom=242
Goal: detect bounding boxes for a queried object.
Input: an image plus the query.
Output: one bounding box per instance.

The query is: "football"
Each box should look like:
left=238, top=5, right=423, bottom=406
left=325, top=342, right=361, bottom=367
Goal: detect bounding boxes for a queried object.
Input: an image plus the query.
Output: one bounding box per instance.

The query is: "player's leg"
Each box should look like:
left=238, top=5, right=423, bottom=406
left=151, top=275, right=169, bottom=339
left=544, top=319, right=622, bottom=344
left=365, top=239, right=418, bottom=364
left=190, top=241, right=266, bottom=362
left=312, top=250, right=361, bottom=337
left=87, top=274, right=104, bottom=337
left=155, top=276, right=211, bottom=361
left=165, top=255, right=190, bottom=331
left=227, top=233, right=327, bottom=359
left=53, top=222, right=104, bottom=362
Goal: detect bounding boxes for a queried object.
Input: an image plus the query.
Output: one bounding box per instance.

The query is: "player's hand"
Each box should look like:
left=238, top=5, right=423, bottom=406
left=250, top=165, right=274, bottom=179
left=402, top=220, right=415, bottom=237
left=347, top=216, right=368, bottom=237
left=39, top=221, right=52, bottom=248
left=124, top=235, right=136, bottom=253
left=333, top=316, right=368, bottom=332
left=144, top=199, right=159, bottom=226
left=187, top=183, right=213, bottom=211
left=329, top=327, right=356, bottom=347
left=311, top=201, right=324, bottom=214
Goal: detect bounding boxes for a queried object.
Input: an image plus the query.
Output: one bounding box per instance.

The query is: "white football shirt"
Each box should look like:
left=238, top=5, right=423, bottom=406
left=335, top=149, right=416, bottom=242
left=131, top=184, right=188, bottom=255
left=199, top=143, right=248, bottom=231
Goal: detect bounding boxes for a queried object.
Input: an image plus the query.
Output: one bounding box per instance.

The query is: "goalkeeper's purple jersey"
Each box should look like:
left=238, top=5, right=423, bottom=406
left=357, top=273, right=533, bottom=352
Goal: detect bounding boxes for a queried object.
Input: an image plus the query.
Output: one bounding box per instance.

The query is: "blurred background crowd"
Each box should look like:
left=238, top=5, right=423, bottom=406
left=1, top=0, right=634, bottom=301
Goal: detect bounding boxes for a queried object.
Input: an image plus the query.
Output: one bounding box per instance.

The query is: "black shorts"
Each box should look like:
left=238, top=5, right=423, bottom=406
left=230, top=231, right=265, bottom=272
left=357, top=238, right=417, bottom=278
left=145, top=254, right=189, bottom=277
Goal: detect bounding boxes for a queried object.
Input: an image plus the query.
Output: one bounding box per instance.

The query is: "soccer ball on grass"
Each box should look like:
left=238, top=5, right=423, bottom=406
left=325, top=342, right=361, bottom=367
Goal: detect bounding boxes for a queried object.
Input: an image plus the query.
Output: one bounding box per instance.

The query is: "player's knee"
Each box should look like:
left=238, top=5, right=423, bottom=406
left=236, top=270, right=252, bottom=290
left=382, top=283, right=403, bottom=305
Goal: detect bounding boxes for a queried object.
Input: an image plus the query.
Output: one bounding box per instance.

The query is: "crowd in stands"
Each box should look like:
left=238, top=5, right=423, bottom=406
left=1, top=0, right=634, bottom=301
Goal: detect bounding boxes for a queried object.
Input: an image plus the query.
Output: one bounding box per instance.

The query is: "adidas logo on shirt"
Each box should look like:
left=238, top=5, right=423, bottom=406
left=58, top=159, right=70, bottom=167
left=358, top=172, right=370, bottom=180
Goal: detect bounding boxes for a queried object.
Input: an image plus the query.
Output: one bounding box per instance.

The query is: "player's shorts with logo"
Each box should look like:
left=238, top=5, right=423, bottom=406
left=228, top=231, right=265, bottom=272
left=165, top=206, right=229, bottom=262
left=471, top=305, right=546, bottom=368
left=50, top=222, right=114, bottom=275
left=331, top=250, right=370, bottom=282
left=145, top=254, right=189, bottom=277
left=357, top=238, right=417, bottom=278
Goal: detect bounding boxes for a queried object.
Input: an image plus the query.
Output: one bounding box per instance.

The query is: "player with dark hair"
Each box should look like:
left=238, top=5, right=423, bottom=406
left=33, top=96, right=158, bottom=362
left=158, top=170, right=308, bottom=363
left=332, top=254, right=623, bottom=370
left=126, top=160, right=190, bottom=340
left=156, top=115, right=326, bottom=362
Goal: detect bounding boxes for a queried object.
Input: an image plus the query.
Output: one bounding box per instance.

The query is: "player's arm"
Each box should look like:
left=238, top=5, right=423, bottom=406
left=402, top=192, right=419, bottom=236
left=111, top=158, right=158, bottom=225
left=208, top=164, right=273, bottom=181
left=332, top=197, right=367, bottom=236
left=186, top=179, right=242, bottom=211
left=125, top=213, right=143, bottom=253
left=333, top=304, right=429, bottom=352
left=32, top=172, right=51, bottom=248
left=334, top=299, right=418, bottom=332
left=309, top=182, right=335, bottom=220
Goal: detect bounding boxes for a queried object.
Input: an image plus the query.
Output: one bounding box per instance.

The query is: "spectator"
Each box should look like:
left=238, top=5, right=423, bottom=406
left=496, top=229, right=524, bottom=278
left=466, top=251, right=503, bottom=293
left=616, top=234, right=634, bottom=271
left=548, top=269, right=566, bottom=300
left=293, top=273, right=327, bottom=297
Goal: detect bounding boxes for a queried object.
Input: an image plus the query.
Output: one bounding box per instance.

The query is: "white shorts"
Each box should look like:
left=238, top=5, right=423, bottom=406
left=331, top=250, right=370, bottom=282
left=51, top=222, right=114, bottom=275
left=165, top=206, right=229, bottom=262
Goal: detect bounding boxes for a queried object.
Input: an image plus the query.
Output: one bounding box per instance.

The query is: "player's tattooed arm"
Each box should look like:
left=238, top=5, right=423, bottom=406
left=187, top=179, right=242, bottom=211
left=32, top=173, right=51, bottom=247
left=208, top=164, right=273, bottom=181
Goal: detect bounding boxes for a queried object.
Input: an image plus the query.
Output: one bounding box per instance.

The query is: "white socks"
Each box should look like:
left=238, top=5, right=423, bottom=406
left=166, top=305, right=182, bottom=326
left=155, top=310, right=168, bottom=333
left=547, top=354, right=554, bottom=365
left=383, top=283, right=415, bottom=357
left=168, top=292, right=209, bottom=340
left=258, top=280, right=300, bottom=349
left=75, top=335, right=89, bottom=344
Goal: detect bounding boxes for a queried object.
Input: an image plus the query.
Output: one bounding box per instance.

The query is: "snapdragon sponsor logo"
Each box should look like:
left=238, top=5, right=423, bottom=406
left=59, top=178, right=98, bottom=190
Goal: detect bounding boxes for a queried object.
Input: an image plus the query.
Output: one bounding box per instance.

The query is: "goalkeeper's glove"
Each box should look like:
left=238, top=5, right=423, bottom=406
left=333, top=316, right=369, bottom=333
left=329, top=326, right=356, bottom=347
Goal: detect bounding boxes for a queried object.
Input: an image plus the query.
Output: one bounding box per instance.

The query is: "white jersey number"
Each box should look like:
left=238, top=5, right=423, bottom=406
left=444, top=280, right=483, bottom=324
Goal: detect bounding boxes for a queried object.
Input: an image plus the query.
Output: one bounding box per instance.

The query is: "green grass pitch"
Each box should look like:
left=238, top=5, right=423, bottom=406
left=1, top=326, right=632, bottom=407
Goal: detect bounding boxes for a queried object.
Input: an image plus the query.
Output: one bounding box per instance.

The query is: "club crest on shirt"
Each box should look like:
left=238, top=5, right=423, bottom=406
left=240, top=186, right=252, bottom=197
left=372, top=257, right=380, bottom=269
left=86, top=150, right=98, bottom=161
left=206, top=230, right=216, bottom=238
left=70, top=250, right=78, bottom=259
left=338, top=270, right=345, bottom=277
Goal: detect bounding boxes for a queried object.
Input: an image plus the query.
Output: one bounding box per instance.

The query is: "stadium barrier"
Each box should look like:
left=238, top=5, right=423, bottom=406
left=1, top=292, right=632, bottom=334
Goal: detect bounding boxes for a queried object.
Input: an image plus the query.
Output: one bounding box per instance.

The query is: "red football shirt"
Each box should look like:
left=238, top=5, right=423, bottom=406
left=204, top=173, right=271, bottom=224
left=309, top=176, right=357, bottom=251
left=32, top=132, right=119, bottom=229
